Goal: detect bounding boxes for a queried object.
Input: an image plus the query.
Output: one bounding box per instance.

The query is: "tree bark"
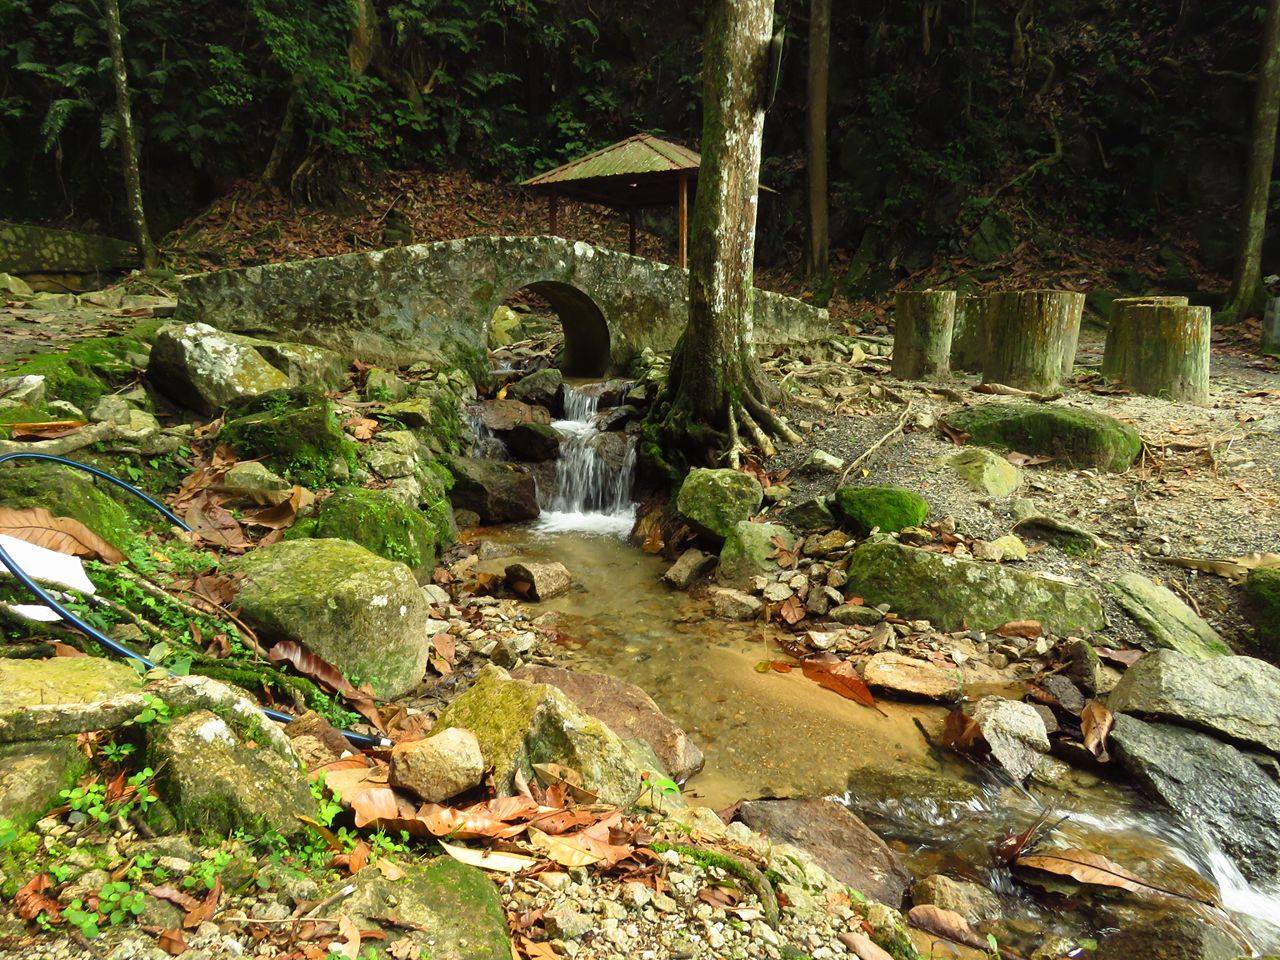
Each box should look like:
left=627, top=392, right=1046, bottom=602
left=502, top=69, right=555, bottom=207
left=103, top=0, right=157, bottom=270
left=655, top=0, right=796, bottom=470
left=1114, top=303, right=1211, bottom=404
left=951, top=293, right=989, bottom=373
left=982, top=290, right=1085, bottom=392
left=1101, top=295, right=1189, bottom=380
left=803, top=0, right=831, bottom=282
left=1222, top=0, right=1280, bottom=325
left=892, top=290, right=956, bottom=379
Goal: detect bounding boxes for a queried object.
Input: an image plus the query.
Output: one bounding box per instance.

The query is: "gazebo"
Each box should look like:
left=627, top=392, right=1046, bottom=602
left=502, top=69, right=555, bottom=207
left=522, top=133, right=699, bottom=267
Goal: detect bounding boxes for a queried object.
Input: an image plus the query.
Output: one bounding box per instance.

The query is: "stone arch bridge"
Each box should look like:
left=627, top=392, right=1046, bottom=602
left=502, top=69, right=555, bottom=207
left=177, top=235, right=828, bottom=377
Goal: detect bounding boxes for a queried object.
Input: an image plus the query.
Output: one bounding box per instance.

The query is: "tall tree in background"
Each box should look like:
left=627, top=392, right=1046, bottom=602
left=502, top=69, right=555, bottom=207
left=652, top=0, right=798, bottom=470
left=103, top=0, right=157, bottom=269
left=803, top=0, right=831, bottom=284
left=1222, top=0, right=1280, bottom=326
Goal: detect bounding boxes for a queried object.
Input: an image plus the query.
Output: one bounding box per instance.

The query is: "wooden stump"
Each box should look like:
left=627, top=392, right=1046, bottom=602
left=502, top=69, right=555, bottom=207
left=982, top=290, right=1085, bottom=393
left=1102, top=296, right=1190, bottom=380
left=951, top=294, right=989, bottom=373
left=1114, top=303, right=1211, bottom=404
left=892, top=290, right=957, bottom=379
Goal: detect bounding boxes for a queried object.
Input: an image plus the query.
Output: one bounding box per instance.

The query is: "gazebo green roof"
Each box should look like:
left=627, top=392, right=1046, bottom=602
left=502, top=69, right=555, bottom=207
left=522, top=133, right=699, bottom=208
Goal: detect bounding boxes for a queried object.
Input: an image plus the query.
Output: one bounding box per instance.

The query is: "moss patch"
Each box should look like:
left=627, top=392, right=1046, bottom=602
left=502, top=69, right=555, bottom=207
left=288, top=487, right=440, bottom=580
left=1244, top=568, right=1280, bottom=657
left=219, top=389, right=356, bottom=488
left=834, top=486, right=928, bottom=535
left=0, top=462, right=139, bottom=548
left=1, top=336, right=148, bottom=410
left=945, top=402, right=1142, bottom=471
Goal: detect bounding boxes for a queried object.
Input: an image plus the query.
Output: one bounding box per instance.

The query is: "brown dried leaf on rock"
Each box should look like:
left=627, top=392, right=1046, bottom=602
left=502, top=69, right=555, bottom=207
left=15, top=873, right=60, bottom=921
left=0, top=506, right=124, bottom=562
left=838, top=930, right=895, bottom=960
left=1080, top=700, right=1114, bottom=761
left=182, top=878, right=221, bottom=929
left=994, top=619, right=1042, bottom=639
left=242, top=486, right=314, bottom=530
left=941, top=708, right=986, bottom=754
left=778, top=594, right=806, bottom=624
left=9, top=419, right=88, bottom=440
left=1016, top=848, right=1218, bottom=906
left=343, top=416, right=379, bottom=441
left=769, top=534, right=800, bottom=569
left=183, top=493, right=250, bottom=550
left=156, top=928, right=188, bottom=956
left=906, top=904, right=990, bottom=951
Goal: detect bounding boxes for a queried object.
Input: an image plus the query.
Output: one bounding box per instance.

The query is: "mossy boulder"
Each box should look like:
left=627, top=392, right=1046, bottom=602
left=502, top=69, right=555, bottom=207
left=227, top=539, right=431, bottom=698
left=506, top=368, right=564, bottom=413
left=1244, top=568, right=1280, bottom=656
left=676, top=468, right=764, bottom=541
left=363, top=367, right=410, bottom=402
left=716, top=521, right=796, bottom=588
left=325, top=859, right=509, bottom=960
left=219, top=389, right=356, bottom=487
left=843, top=541, right=1105, bottom=633
left=833, top=486, right=928, bottom=535
left=248, top=340, right=348, bottom=391
left=0, top=462, right=137, bottom=548
left=288, top=487, right=441, bottom=581
left=780, top=497, right=837, bottom=531
left=945, top=448, right=1021, bottom=497
left=1, top=337, right=148, bottom=411
left=148, top=322, right=290, bottom=415
left=447, top=456, right=539, bottom=523
left=147, top=709, right=316, bottom=839
left=431, top=666, right=644, bottom=806
left=0, top=739, right=88, bottom=831
left=944, top=402, right=1142, bottom=472
left=1107, top=573, right=1229, bottom=658
left=0, top=657, right=143, bottom=715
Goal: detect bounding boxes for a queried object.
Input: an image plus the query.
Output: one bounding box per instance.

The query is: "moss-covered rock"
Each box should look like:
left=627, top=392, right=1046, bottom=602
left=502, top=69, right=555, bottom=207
left=1, top=337, right=148, bottom=411
left=506, top=368, right=564, bottom=413
left=248, top=340, right=348, bottom=391
left=1244, top=568, right=1280, bottom=656
left=676, top=468, right=764, bottom=541
left=944, top=448, right=1021, bottom=497
left=944, top=402, right=1142, bottom=471
left=219, top=389, right=356, bottom=488
left=363, top=367, right=409, bottom=402
left=288, top=487, right=441, bottom=581
left=0, top=462, right=138, bottom=549
left=147, top=322, right=289, bottom=415
left=226, top=538, right=430, bottom=698
left=0, top=657, right=142, bottom=714
left=1108, top=573, right=1230, bottom=658
left=0, top=739, right=88, bottom=831
left=147, top=709, right=316, bottom=839
left=716, top=521, right=796, bottom=588
left=780, top=497, right=837, bottom=531
left=833, top=486, right=928, bottom=535
left=843, top=541, right=1105, bottom=633
left=431, top=666, right=644, bottom=806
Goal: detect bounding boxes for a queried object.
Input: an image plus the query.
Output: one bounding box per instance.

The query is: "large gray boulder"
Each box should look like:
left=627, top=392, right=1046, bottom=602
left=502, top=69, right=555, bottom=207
left=842, top=541, right=1105, bottom=633
left=1110, top=713, right=1280, bottom=882
left=1107, top=573, right=1230, bottom=658
left=676, top=468, right=764, bottom=541
left=1108, top=649, right=1280, bottom=756
left=147, top=322, right=289, bottom=415
left=227, top=539, right=431, bottom=699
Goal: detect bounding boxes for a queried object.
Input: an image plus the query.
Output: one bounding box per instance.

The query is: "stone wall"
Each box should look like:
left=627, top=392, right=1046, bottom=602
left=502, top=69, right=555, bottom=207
left=0, top=221, right=137, bottom=275
left=176, top=235, right=829, bottom=375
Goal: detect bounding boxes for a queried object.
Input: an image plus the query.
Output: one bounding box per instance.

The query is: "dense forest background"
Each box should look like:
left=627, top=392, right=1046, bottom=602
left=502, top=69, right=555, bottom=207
left=1, top=0, right=1272, bottom=304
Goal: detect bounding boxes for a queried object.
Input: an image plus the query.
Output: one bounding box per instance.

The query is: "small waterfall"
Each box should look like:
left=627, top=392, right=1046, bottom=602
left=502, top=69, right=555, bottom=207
left=538, top=383, right=636, bottom=534
left=468, top=408, right=507, bottom=460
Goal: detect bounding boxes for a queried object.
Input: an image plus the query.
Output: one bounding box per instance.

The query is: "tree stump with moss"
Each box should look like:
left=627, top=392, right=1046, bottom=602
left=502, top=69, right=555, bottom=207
left=1112, top=303, right=1211, bottom=404
left=891, top=290, right=956, bottom=379
left=982, top=290, right=1085, bottom=392
left=1102, top=296, right=1190, bottom=380
left=951, top=294, right=989, bottom=373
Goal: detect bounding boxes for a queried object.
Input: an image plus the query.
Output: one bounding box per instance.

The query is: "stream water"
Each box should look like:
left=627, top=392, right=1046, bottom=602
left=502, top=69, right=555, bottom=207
left=480, top=381, right=1280, bottom=955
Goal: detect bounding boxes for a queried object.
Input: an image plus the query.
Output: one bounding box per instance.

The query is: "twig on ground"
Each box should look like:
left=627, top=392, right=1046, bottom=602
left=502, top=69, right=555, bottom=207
left=838, top=400, right=913, bottom=484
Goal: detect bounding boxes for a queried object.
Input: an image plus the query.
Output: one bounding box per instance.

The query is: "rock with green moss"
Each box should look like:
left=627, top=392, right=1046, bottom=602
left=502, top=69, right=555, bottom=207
left=944, top=448, right=1021, bottom=497
left=289, top=487, right=441, bottom=581
left=507, top=368, right=564, bottom=413
left=227, top=538, right=430, bottom=698
left=447, top=456, right=538, bottom=523
left=248, top=340, right=348, bottom=391
left=833, top=486, right=928, bottom=535
left=676, top=468, right=764, bottom=541
left=1108, top=573, right=1229, bottom=658
left=842, top=541, right=1105, bottom=633
left=363, top=367, right=409, bottom=402
left=781, top=497, right=836, bottom=531
left=1244, top=568, right=1280, bottom=656
left=0, top=739, right=88, bottom=831
left=0, top=462, right=137, bottom=548
left=0, top=657, right=142, bottom=715
left=148, top=322, right=290, bottom=415
left=219, top=389, right=355, bottom=487
left=147, top=709, right=316, bottom=839
left=716, top=521, right=796, bottom=588
left=324, top=858, right=509, bottom=960
left=945, top=402, right=1142, bottom=471
left=431, top=666, right=644, bottom=806
left=214, top=461, right=291, bottom=503
left=2, top=337, right=148, bottom=411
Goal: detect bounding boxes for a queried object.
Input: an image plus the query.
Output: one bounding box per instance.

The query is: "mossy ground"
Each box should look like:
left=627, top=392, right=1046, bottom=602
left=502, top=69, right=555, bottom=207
left=0, top=336, right=149, bottom=411
left=218, top=389, right=357, bottom=488
left=1244, top=568, right=1280, bottom=657
left=833, top=485, right=928, bottom=535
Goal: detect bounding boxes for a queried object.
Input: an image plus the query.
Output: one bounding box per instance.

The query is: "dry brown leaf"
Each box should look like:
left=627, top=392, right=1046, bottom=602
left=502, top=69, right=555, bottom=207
left=906, top=904, right=989, bottom=950
left=183, top=493, right=250, bottom=550
left=332, top=915, right=362, bottom=959
left=1015, top=848, right=1218, bottom=906
left=156, top=928, right=188, bottom=956
left=0, top=506, right=124, bottom=563
left=438, top=840, right=537, bottom=873
left=242, top=486, right=314, bottom=530
left=994, top=619, right=1042, bottom=638
left=1164, top=552, right=1280, bottom=580
left=1080, top=700, right=1113, bottom=761
left=941, top=708, right=986, bottom=754
left=182, top=878, right=221, bottom=929
left=778, top=594, right=807, bottom=624
left=838, top=931, right=895, bottom=960
left=147, top=885, right=201, bottom=912
left=343, top=416, right=379, bottom=441
left=15, top=873, right=60, bottom=921
left=9, top=419, right=88, bottom=440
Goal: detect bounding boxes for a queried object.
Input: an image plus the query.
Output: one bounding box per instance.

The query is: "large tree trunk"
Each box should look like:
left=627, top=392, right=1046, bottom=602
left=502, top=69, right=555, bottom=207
left=803, top=0, right=831, bottom=283
left=1221, top=0, right=1280, bottom=326
left=103, top=0, right=157, bottom=270
left=654, top=0, right=796, bottom=470
left=982, top=290, right=1084, bottom=392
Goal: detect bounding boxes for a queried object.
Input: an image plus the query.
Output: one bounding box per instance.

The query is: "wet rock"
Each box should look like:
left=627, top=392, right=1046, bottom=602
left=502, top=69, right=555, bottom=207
left=583, top=377, right=632, bottom=408
left=473, top=398, right=551, bottom=432
left=944, top=402, right=1142, bottom=472
left=435, top=667, right=644, bottom=807
left=506, top=368, right=563, bottom=413
left=147, top=322, right=290, bottom=415
left=711, top=587, right=763, bottom=620
left=1110, top=714, right=1280, bottom=881
left=512, top=665, right=704, bottom=781
left=1040, top=675, right=1086, bottom=715
left=1107, top=649, right=1280, bottom=756
left=390, top=727, right=485, bottom=803
left=148, top=709, right=316, bottom=838
left=1094, top=907, right=1242, bottom=960
left=288, top=486, right=444, bottom=582
left=1244, top=568, right=1280, bottom=655
left=910, top=874, right=1002, bottom=925
left=505, top=560, right=571, bottom=601
left=0, top=739, right=87, bottom=830
left=801, top=449, right=844, bottom=475
left=945, top=448, right=1021, bottom=497
left=448, top=456, right=539, bottom=523
left=781, top=496, right=836, bottom=531
left=716, top=521, right=795, bottom=588
left=596, top=403, right=637, bottom=431
left=227, top=538, right=431, bottom=699
left=736, top=798, right=911, bottom=906
left=841, top=541, right=1105, bottom=633
left=829, top=603, right=883, bottom=626
left=1108, top=573, right=1230, bottom=659
left=675, top=468, right=764, bottom=541
left=663, top=548, right=715, bottom=589
left=505, top=421, right=561, bottom=461
left=833, top=485, right=928, bottom=535
left=862, top=652, right=963, bottom=702
left=971, top=697, right=1051, bottom=782
left=1064, top=637, right=1103, bottom=694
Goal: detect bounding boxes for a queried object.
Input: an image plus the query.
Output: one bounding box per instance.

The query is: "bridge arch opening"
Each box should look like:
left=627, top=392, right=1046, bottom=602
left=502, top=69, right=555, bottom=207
left=499, top=280, right=611, bottom=377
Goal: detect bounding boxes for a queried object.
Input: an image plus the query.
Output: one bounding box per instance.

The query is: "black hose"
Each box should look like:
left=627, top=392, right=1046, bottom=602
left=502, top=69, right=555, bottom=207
left=0, top=452, right=386, bottom=749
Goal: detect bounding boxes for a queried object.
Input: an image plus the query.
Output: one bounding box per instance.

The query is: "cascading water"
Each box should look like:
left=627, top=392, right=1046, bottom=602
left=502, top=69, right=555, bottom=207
left=537, top=382, right=637, bottom=535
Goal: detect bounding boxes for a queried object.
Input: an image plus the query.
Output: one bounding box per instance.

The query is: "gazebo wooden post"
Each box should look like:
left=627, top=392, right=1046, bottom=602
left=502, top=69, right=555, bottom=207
left=677, top=173, right=689, bottom=268
left=628, top=208, right=637, bottom=255
left=548, top=195, right=559, bottom=236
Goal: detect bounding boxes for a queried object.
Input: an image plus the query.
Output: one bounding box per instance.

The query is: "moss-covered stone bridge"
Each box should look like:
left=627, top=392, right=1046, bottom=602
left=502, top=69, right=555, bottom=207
left=177, top=235, right=829, bottom=376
